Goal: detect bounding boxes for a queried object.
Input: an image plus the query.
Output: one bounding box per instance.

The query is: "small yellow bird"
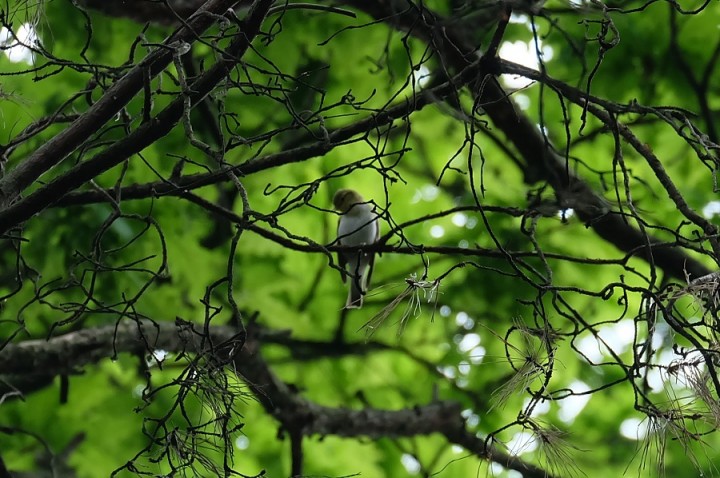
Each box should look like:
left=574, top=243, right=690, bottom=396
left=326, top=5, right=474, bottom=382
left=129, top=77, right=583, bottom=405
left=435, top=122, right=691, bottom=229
left=333, top=189, right=380, bottom=308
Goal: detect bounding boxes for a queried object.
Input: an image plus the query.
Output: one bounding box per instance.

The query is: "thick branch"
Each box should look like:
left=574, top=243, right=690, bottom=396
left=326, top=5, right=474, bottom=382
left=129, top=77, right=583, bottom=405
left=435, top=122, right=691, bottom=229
left=76, top=0, right=250, bottom=24
left=0, top=321, right=554, bottom=478
left=0, top=0, right=242, bottom=207
left=237, top=327, right=555, bottom=478
left=51, top=72, right=472, bottom=208
left=0, top=0, right=273, bottom=235
left=334, top=0, right=711, bottom=281
left=0, top=319, right=237, bottom=376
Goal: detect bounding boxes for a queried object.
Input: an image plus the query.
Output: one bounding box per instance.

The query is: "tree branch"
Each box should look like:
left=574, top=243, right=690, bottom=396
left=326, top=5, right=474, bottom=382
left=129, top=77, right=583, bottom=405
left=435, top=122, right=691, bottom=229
left=0, top=0, right=273, bottom=235
left=237, top=325, right=555, bottom=478
left=0, top=320, right=555, bottom=478
left=332, top=0, right=712, bottom=281
left=49, top=64, right=477, bottom=208
left=0, top=0, right=243, bottom=207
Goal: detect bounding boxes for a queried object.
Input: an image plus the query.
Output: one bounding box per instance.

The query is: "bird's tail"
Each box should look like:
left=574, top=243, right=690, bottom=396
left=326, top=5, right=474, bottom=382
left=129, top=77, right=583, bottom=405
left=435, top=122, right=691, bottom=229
left=346, top=274, right=364, bottom=308
left=345, top=260, right=367, bottom=309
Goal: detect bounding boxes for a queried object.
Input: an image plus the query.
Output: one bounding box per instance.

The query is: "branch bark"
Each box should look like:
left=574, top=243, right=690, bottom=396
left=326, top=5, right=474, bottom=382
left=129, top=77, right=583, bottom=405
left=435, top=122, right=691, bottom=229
left=332, top=0, right=712, bottom=281
left=0, top=0, right=273, bottom=235
left=0, top=320, right=555, bottom=478
left=50, top=71, right=476, bottom=206
left=0, top=0, right=243, bottom=207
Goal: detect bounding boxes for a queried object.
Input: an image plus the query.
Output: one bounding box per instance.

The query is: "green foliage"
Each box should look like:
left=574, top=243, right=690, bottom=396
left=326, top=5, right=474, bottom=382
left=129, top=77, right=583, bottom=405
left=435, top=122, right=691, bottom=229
left=2, top=0, right=720, bottom=477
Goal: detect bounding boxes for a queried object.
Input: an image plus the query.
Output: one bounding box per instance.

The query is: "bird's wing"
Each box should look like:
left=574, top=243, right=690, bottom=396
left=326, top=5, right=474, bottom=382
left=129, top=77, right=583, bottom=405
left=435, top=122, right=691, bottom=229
left=364, top=215, right=380, bottom=288
left=337, top=216, right=347, bottom=283
left=374, top=212, right=380, bottom=243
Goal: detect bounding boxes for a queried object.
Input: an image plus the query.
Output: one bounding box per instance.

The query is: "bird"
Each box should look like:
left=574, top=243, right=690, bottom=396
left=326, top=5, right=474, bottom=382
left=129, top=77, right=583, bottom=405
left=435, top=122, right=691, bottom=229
left=333, top=189, right=380, bottom=309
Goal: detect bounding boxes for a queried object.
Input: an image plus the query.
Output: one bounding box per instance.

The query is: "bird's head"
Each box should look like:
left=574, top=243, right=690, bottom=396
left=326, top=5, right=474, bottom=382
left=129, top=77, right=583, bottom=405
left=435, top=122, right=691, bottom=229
left=333, top=189, right=366, bottom=213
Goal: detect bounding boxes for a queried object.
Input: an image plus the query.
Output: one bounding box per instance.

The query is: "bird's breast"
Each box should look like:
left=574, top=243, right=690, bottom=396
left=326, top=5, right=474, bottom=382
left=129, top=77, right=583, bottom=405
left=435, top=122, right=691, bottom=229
left=338, top=213, right=377, bottom=246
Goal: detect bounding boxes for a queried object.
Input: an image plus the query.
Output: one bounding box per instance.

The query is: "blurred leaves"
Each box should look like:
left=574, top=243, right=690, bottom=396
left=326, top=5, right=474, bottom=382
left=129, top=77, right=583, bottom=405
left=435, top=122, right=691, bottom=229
left=1, top=0, right=720, bottom=477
